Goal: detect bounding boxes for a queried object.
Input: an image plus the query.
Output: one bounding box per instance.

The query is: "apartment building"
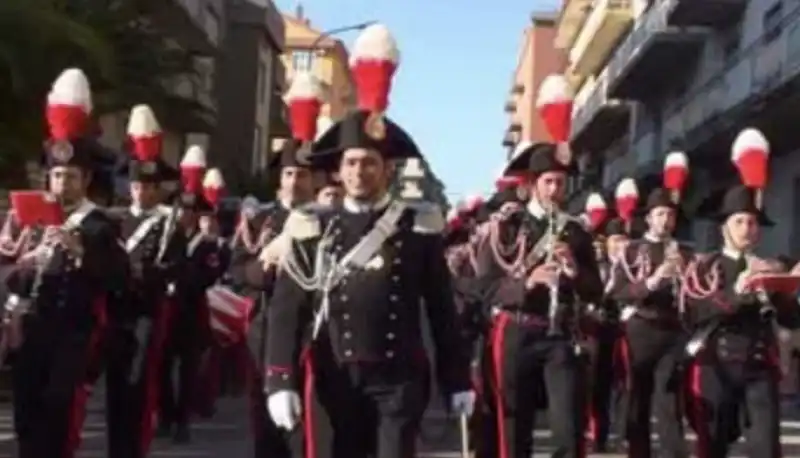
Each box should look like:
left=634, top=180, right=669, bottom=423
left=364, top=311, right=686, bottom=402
left=97, top=0, right=224, bottom=167
left=561, top=0, right=800, bottom=255
left=503, top=13, right=568, bottom=158
left=212, top=0, right=285, bottom=193
left=394, top=158, right=449, bottom=210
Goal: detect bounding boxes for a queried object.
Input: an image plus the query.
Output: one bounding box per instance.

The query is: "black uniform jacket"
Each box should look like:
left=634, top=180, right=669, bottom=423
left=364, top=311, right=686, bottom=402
left=116, top=205, right=186, bottom=320
left=4, top=200, right=128, bottom=334
left=685, top=251, right=800, bottom=340
left=180, top=232, right=225, bottom=309
left=608, top=238, right=693, bottom=321
left=264, top=200, right=471, bottom=397
left=471, top=206, right=602, bottom=324
left=229, top=202, right=290, bottom=300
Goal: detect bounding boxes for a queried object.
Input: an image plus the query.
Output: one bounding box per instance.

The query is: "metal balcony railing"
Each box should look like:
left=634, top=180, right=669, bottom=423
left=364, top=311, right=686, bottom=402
left=606, top=0, right=675, bottom=87
left=571, top=68, right=612, bottom=136
left=570, top=0, right=632, bottom=73
left=635, top=5, right=800, bottom=153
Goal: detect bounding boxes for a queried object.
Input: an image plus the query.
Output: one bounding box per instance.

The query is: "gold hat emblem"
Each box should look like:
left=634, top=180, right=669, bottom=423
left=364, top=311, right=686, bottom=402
left=364, top=112, right=386, bottom=141
left=50, top=140, right=74, bottom=163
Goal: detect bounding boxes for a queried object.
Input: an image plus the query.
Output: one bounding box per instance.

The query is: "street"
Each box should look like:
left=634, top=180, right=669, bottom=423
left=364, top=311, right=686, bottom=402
left=0, top=393, right=799, bottom=457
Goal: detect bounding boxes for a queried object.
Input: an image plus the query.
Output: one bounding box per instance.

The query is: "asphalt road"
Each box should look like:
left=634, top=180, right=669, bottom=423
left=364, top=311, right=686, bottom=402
left=0, top=393, right=799, bottom=457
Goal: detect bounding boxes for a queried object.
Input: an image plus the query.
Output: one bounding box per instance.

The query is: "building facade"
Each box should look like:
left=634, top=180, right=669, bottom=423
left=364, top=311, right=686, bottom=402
left=394, top=158, right=449, bottom=211
left=211, top=0, right=285, bottom=193
left=96, top=0, right=224, bottom=167
left=503, top=13, right=568, bottom=157
left=280, top=8, right=356, bottom=135
left=561, top=0, right=800, bottom=256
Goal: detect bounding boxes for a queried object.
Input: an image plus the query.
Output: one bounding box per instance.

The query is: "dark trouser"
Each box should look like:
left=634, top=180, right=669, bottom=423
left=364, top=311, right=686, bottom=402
left=588, top=321, right=620, bottom=448
left=105, top=325, right=141, bottom=458
left=311, top=344, right=429, bottom=458
left=13, top=317, right=97, bottom=458
left=480, top=312, right=587, bottom=458
left=623, top=316, right=688, bottom=458
left=689, top=345, right=781, bottom=457
left=160, top=317, right=202, bottom=428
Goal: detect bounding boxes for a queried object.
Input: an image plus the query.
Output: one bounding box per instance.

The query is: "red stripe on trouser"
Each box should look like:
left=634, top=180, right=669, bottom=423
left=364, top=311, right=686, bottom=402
left=302, top=348, right=316, bottom=458
left=491, top=313, right=510, bottom=458
left=140, top=300, right=175, bottom=453
left=690, top=362, right=710, bottom=458
left=65, top=296, right=108, bottom=458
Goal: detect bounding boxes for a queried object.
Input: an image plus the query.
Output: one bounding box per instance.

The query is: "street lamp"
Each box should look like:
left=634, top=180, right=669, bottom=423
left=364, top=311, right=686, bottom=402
left=310, top=21, right=378, bottom=50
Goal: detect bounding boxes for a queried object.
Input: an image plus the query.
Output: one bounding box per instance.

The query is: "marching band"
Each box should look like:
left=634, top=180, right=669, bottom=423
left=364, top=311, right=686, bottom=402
left=0, top=22, right=799, bottom=458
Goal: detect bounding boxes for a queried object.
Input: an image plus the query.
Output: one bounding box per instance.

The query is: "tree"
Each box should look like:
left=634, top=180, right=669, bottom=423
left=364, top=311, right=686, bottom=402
left=0, top=0, right=213, bottom=186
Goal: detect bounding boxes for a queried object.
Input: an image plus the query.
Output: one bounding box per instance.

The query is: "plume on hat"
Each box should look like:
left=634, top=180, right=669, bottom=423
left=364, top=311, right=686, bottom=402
left=126, top=104, right=162, bottom=161
left=46, top=68, right=93, bottom=141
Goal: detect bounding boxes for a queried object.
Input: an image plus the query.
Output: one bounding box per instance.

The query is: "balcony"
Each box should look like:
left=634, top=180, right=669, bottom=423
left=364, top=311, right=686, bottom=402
left=556, top=0, right=593, bottom=49
left=654, top=8, right=800, bottom=164
left=502, top=131, right=515, bottom=148
left=511, top=84, right=525, bottom=95
left=509, top=122, right=522, bottom=133
left=570, top=0, right=633, bottom=77
left=606, top=0, right=707, bottom=100
left=669, top=0, right=747, bottom=28
left=571, top=68, right=631, bottom=151
left=400, top=158, right=426, bottom=179
left=504, top=100, right=517, bottom=113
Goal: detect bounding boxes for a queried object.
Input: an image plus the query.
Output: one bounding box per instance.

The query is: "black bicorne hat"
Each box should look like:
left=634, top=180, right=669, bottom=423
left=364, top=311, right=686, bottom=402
left=716, top=185, right=773, bottom=226
left=644, top=187, right=679, bottom=212
left=269, top=138, right=313, bottom=169
left=120, top=157, right=179, bottom=183
left=603, top=217, right=628, bottom=237
left=309, top=110, right=421, bottom=171
left=503, top=142, right=575, bottom=176
left=178, top=191, right=214, bottom=214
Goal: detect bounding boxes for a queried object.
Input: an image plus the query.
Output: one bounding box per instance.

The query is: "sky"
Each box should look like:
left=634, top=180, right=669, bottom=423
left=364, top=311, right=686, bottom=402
left=274, top=0, right=561, bottom=204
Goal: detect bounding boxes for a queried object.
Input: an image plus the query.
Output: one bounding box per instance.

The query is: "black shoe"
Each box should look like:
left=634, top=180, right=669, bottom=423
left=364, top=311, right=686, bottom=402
left=173, top=424, right=190, bottom=444
left=156, top=422, right=172, bottom=438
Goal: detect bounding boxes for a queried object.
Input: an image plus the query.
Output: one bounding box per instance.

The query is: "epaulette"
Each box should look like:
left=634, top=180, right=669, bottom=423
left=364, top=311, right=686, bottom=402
left=283, top=205, right=325, bottom=240
left=407, top=201, right=444, bottom=234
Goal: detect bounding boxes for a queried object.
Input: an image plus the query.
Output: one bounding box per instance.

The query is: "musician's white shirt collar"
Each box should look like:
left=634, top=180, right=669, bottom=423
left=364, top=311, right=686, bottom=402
left=129, top=203, right=159, bottom=217
left=343, top=193, right=391, bottom=213
left=527, top=199, right=547, bottom=219
left=643, top=232, right=667, bottom=243
left=722, top=246, right=745, bottom=261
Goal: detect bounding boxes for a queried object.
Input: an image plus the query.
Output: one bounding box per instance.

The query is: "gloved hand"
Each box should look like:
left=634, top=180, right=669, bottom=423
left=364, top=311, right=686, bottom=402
left=450, top=390, right=476, bottom=416
left=267, top=390, right=302, bottom=430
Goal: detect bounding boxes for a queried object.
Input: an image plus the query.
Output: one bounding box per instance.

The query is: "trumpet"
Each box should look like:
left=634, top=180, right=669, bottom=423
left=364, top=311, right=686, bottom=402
left=744, top=254, right=779, bottom=320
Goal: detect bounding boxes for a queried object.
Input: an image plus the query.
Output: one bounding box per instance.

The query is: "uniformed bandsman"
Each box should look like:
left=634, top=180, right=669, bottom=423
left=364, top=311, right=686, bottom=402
left=472, top=141, right=603, bottom=458
left=159, top=168, right=226, bottom=442
left=582, top=195, right=629, bottom=453
left=608, top=166, right=692, bottom=457
left=5, top=68, right=128, bottom=458
left=681, top=128, right=800, bottom=458
left=315, top=175, right=344, bottom=208
left=264, top=24, right=473, bottom=458
left=107, top=104, right=187, bottom=458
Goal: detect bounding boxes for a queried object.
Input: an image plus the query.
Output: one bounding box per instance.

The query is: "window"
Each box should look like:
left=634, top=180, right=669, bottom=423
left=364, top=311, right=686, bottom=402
left=252, top=126, right=263, bottom=171
left=763, top=2, right=783, bottom=42
left=292, top=51, right=314, bottom=71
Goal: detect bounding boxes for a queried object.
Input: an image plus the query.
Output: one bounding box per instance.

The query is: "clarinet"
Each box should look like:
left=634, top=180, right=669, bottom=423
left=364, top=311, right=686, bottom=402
left=546, top=210, right=561, bottom=336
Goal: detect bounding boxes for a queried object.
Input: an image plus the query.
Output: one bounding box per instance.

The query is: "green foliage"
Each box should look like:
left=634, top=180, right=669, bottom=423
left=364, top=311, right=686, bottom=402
left=0, top=0, right=213, bottom=185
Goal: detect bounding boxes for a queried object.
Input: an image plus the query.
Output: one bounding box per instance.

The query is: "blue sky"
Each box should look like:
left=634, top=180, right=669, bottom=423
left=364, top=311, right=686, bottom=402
left=275, top=0, right=561, bottom=203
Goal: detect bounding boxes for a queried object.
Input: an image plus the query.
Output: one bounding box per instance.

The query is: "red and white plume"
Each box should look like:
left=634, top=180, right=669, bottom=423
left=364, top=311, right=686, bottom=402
left=203, top=168, right=225, bottom=208
left=584, top=192, right=608, bottom=231
left=285, top=72, right=324, bottom=142
left=536, top=74, right=573, bottom=143
left=446, top=208, right=462, bottom=230
left=615, top=178, right=639, bottom=223
left=126, top=104, right=162, bottom=161
left=316, top=116, right=334, bottom=140
left=464, top=194, right=484, bottom=212
left=350, top=23, right=400, bottom=112
left=46, top=68, right=93, bottom=141
left=180, top=145, right=207, bottom=193
left=731, top=128, right=769, bottom=189
left=663, top=151, right=689, bottom=202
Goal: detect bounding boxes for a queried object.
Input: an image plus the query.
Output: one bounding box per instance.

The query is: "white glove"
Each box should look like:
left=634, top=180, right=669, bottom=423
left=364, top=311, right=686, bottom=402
left=450, top=390, right=476, bottom=416
left=267, top=390, right=302, bottom=430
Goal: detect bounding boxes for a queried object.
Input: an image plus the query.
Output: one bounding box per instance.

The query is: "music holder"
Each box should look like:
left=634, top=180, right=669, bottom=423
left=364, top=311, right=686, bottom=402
left=10, top=191, right=64, bottom=227
left=744, top=273, right=800, bottom=295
